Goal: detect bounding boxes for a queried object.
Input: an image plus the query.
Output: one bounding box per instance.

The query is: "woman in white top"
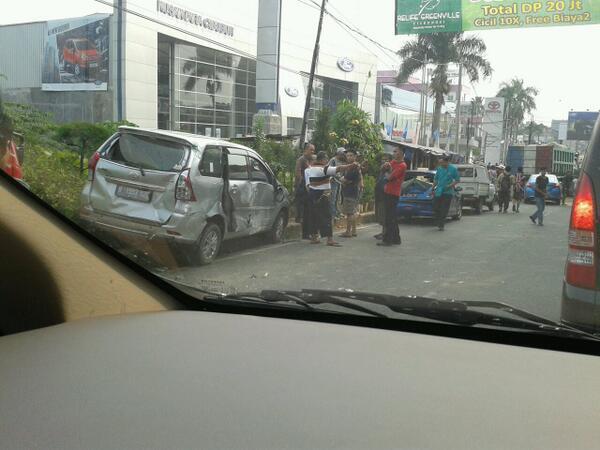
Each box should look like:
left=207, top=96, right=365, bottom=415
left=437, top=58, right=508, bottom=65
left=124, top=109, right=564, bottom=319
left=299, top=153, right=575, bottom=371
left=304, top=151, right=358, bottom=246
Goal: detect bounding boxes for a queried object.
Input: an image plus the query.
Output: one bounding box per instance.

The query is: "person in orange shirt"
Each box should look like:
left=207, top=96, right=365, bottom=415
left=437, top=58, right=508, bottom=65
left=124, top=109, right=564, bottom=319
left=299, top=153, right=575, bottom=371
left=0, top=139, right=23, bottom=180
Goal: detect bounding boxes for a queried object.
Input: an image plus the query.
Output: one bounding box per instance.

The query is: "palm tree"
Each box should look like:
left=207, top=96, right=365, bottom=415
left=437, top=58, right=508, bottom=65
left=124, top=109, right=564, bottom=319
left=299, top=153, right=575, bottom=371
left=496, top=78, right=538, bottom=144
left=397, top=33, right=492, bottom=145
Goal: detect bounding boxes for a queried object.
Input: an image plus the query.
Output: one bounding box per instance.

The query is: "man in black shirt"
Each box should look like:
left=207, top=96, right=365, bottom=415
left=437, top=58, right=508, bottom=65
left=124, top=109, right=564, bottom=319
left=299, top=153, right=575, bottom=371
left=530, top=168, right=549, bottom=226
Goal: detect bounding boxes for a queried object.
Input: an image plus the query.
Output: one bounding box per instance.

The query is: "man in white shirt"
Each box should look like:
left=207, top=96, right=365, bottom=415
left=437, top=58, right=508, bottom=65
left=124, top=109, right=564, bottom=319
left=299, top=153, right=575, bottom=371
left=304, top=151, right=358, bottom=246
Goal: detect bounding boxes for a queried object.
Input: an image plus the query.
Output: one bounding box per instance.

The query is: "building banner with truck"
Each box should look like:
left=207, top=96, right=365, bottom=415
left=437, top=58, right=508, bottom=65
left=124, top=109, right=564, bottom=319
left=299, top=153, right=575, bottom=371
left=482, top=97, right=505, bottom=165
left=396, top=0, right=600, bottom=34
left=42, top=14, right=110, bottom=91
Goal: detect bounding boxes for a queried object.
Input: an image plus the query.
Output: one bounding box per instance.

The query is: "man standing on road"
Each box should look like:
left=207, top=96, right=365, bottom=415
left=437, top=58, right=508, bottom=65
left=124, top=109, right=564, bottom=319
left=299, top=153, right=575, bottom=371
left=496, top=165, right=514, bottom=214
left=562, top=171, right=574, bottom=205
left=374, top=153, right=392, bottom=240
left=304, top=151, right=358, bottom=246
left=339, top=149, right=363, bottom=239
left=512, top=166, right=525, bottom=213
left=378, top=147, right=406, bottom=247
left=530, top=168, right=549, bottom=227
left=295, top=143, right=315, bottom=239
left=432, top=156, right=460, bottom=231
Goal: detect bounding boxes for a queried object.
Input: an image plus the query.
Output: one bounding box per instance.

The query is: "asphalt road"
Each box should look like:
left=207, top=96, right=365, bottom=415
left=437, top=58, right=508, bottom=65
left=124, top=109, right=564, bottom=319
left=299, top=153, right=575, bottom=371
left=166, top=201, right=572, bottom=322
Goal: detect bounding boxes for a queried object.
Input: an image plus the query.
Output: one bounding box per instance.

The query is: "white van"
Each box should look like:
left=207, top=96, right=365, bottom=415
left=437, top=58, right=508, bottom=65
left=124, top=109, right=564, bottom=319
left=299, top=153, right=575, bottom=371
left=456, top=164, right=495, bottom=213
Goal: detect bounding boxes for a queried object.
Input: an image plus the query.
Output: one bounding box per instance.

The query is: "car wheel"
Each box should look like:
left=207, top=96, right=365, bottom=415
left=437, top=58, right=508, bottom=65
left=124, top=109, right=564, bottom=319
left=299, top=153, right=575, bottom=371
left=268, top=211, right=286, bottom=243
left=193, top=223, right=222, bottom=266
left=474, top=198, right=482, bottom=215
left=74, top=64, right=81, bottom=77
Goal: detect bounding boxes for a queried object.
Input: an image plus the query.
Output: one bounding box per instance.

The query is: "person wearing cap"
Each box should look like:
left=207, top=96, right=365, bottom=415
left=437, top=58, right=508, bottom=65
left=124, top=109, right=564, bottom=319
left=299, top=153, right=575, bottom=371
left=496, top=165, right=515, bottom=214
left=304, top=151, right=358, bottom=246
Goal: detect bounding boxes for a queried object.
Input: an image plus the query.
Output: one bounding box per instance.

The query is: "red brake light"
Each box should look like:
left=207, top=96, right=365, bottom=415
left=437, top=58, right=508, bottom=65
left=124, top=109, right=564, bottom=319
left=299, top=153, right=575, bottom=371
left=571, top=174, right=595, bottom=231
left=175, top=169, right=196, bottom=202
left=566, top=172, right=596, bottom=290
left=88, top=152, right=100, bottom=181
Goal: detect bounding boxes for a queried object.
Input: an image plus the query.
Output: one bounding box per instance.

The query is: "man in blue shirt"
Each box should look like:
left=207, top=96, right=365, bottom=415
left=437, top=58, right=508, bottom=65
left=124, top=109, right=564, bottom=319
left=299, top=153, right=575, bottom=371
left=432, top=156, right=460, bottom=231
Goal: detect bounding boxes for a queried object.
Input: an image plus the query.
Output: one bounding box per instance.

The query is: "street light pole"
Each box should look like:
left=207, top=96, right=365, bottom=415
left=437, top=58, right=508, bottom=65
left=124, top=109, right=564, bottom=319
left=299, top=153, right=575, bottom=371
left=299, top=0, right=327, bottom=149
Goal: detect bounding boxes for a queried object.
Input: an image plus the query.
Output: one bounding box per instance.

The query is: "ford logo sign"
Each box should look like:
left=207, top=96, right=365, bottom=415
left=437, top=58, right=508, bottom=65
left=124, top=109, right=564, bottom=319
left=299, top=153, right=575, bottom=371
left=285, top=86, right=299, bottom=97
left=337, top=57, right=354, bottom=73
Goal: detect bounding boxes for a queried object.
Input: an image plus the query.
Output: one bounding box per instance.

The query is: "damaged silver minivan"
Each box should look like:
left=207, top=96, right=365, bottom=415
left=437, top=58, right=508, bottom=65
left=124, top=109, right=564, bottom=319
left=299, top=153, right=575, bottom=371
left=80, top=127, right=289, bottom=265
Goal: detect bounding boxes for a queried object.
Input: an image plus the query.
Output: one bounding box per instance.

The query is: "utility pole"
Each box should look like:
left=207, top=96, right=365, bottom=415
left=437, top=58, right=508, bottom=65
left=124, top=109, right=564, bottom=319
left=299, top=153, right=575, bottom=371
left=299, top=0, right=327, bottom=149
left=454, top=64, right=463, bottom=154
left=418, top=57, right=428, bottom=146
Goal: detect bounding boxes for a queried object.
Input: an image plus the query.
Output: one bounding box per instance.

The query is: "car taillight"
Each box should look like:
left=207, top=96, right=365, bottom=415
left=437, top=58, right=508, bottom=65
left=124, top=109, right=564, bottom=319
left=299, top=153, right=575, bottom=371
left=175, top=169, right=196, bottom=202
left=88, top=152, right=100, bottom=181
left=566, top=172, right=596, bottom=290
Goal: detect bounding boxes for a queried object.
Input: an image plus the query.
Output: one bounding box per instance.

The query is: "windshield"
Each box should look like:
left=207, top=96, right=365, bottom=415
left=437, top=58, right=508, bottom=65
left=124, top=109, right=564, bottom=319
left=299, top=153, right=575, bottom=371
left=1, top=0, right=598, bottom=344
left=74, top=40, right=94, bottom=51
left=529, top=174, right=559, bottom=184
left=110, top=133, right=189, bottom=171
left=458, top=167, right=475, bottom=178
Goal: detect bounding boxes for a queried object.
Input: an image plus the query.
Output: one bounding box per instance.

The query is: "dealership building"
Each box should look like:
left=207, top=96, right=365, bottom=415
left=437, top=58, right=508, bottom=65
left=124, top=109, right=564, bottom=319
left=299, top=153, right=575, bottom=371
left=0, top=0, right=378, bottom=139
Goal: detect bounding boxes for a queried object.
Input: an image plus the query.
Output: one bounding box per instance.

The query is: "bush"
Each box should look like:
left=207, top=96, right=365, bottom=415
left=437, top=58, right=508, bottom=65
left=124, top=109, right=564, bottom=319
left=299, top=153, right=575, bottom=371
left=23, top=144, right=87, bottom=221
left=361, top=175, right=376, bottom=205
left=4, top=102, right=136, bottom=221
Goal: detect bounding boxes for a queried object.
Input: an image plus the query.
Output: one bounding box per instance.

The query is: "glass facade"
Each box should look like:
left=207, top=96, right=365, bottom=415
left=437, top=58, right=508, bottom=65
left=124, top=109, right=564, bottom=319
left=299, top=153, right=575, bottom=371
left=158, top=35, right=256, bottom=138
left=304, top=75, right=358, bottom=131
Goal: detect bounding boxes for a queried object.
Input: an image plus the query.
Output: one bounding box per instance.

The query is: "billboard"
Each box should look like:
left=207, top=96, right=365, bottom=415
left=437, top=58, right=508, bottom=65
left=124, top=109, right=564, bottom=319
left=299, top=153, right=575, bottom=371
left=567, top=111, right=599, bottom=141
left=42, top=14, right=110, bottom=91
left=462, top=0, right=600, bottom=32
left=396, top=0, right=600, bottom=34
left=395, top=0, right=462, bottom=35
left=482, top=97, right=505, bottom=165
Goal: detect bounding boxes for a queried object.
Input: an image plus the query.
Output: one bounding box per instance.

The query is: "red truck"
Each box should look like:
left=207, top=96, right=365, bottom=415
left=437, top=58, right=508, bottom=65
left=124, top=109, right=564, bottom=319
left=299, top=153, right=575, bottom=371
left=61, top=38, right=100, bottom=78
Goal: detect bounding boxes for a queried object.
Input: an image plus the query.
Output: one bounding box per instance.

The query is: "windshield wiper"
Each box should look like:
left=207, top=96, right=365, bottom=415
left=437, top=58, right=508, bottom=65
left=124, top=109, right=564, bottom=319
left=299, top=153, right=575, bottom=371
left=164, top=280, right=600, bottom=341
left=257, top=289, right=600, bottom=341
left=163, top=280, right=390, bottom=318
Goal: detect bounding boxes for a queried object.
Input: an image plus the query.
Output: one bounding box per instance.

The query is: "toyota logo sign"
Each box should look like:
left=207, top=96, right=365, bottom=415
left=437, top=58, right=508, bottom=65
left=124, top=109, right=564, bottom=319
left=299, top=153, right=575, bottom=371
left=487, top=101, right=501, bottom=111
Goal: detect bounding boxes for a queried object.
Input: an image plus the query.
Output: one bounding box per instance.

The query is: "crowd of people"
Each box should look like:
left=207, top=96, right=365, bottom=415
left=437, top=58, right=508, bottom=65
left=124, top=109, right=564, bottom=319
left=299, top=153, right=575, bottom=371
left=294, top=145, right=560, bottom=248
left=294, top=143, right=464, bottom=247
left=488, top=163, right=554, bottom=226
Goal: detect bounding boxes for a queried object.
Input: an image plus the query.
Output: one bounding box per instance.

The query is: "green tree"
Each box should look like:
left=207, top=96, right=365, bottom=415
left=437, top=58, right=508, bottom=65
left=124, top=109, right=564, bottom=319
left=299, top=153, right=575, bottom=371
left=330, top=99, right=383, bottom=173
left=312, top=107, right=337, bottom=156
left=397, top=33, right=492, bottom=144
left=496, top=78, right=538, bottom=144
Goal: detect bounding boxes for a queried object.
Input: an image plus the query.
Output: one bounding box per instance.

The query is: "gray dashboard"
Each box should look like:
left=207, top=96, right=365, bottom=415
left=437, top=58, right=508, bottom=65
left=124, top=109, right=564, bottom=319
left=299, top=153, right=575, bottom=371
left=1, top=311, right=599, bottom=449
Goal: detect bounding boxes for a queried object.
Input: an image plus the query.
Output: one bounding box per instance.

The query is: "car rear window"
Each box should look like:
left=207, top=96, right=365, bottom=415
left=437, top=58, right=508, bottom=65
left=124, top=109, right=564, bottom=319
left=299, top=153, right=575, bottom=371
left=529, top=175, right=559, bottom=184
left=458, top=167, right=475, bottom=178
left=109, top=133, right=189, bottom=172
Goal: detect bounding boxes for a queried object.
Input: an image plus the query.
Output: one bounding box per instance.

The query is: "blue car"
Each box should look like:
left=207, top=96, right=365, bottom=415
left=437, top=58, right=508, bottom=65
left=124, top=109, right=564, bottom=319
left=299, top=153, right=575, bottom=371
left=397, top=170, right=462, bottom=221
left=524, top=174, right=562, bottom=204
